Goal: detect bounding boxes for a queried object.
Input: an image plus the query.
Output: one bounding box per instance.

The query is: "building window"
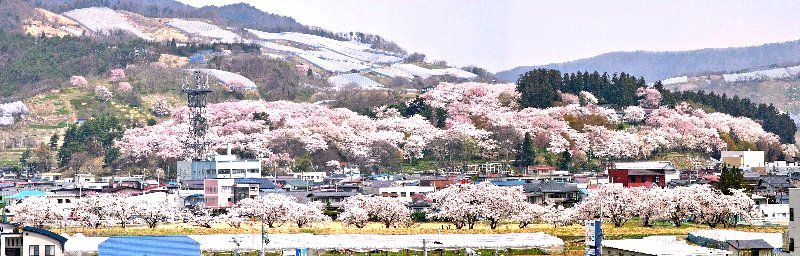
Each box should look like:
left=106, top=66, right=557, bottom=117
left=45, top=245, right=55, bottom=256
left=791, top=208, right=795, bottom=221
left=790, top=238, right=795, bottom=252
left=29, top=245, right=40, bottom=256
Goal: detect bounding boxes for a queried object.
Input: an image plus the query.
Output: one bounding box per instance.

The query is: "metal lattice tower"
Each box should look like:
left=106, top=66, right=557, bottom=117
left=183, top=71, right=212, bottom=160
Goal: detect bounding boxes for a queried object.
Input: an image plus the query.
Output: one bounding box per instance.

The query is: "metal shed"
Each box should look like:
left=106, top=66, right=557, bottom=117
left=98, top=236, right=200, bottom=256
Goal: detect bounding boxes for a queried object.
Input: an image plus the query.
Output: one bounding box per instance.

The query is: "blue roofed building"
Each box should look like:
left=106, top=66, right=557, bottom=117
left=99, top=236, right=200, bottom=256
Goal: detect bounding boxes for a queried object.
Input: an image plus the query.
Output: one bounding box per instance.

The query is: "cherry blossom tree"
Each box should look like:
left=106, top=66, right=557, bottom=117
left=579, top=91, right=598, bottom=106
left=70, top=75, right=88, bottom=86
left=187, top=207, right=217, bottom=228
left=107, top=195, right=137, bottom=228
left=632, top=187, right=669, bottom=227
left=74, top=194, right=115, bottom=228
left=428, top=183, right=524, bottom=229
left=288, top=201, right=330, bottom=228
left=513, top=202, right=548, bottom=228
left=341, top=195, right=411, bottom=228
left=95, top=85, right=113, bottom=101
left=117, top=82, right=132, bottom=93
left=110, top=68, right=126, bottom=82
left=234, top=193, right=295, bottom=228
left=10, top=196, right=67, bottom=227
left=636, top=87, right=661, bottom=108
left=783, top=144, right=799, bottom=160
left=339, top=206, right=369, bottom=228
left=574, top=185, right=637, bottom=227
left=623, top=106, right=646, bottom=123
left=134, top=194, right=177, bottom=228
left=222, top=207, right=246, bottom=228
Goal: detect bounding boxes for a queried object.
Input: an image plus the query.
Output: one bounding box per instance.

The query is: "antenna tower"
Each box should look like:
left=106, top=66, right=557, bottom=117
left=183, top=70, right=212, bottom=160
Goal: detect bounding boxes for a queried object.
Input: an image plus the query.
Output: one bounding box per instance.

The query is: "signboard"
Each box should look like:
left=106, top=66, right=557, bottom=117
left=584, top=220, right=602, bottom=256
left=296, top=247, right=308, bottom=256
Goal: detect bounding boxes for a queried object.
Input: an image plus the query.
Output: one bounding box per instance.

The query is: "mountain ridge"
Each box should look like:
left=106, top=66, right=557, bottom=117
left=496, top=39, right=800, bottom=82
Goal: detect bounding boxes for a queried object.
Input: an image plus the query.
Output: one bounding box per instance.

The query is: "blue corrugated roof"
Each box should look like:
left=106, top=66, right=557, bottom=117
left=99, top=236, right=200, bottom=256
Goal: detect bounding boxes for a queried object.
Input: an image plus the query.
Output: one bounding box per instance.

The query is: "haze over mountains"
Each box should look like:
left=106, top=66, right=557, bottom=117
left=496, top=39, right=800, bottom=82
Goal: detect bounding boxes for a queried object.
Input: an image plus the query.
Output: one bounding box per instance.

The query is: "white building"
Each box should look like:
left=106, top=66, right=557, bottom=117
left=378, top=186, right=435, bottom=202
left=177, top=153, right=261, bottom=181
left=721, top=151, right=766, bottom=171
left=603, top=236, right=729, bottom=256
left=783, top=188, right=800, bottom=254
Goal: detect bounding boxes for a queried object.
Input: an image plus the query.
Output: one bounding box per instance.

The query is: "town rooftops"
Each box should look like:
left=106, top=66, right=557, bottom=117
left=612, top=161, right=676, bottom=170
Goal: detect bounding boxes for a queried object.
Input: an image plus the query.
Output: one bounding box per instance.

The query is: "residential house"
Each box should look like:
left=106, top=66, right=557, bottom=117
left=378, top=186, right=435, bottom=202
left=755, top=175, right=795, bottom=204
left=727, top=239, right=775, bottom=256
left=289, top=172, right=327, bottom=183
left=287, top=191, right=357, bottom=209
left=608, top=161, right=679, bottom=188
left=525, top=165, right=570, bottom=182
left=522, top=181, right=582, bottom=207
left=282, top=179, right=311, bottom=191
left=204, top=178, right=278, bottom=208
left=603, top=237, right=729, bottom=256
left=0, top=223, right=68, bottom=256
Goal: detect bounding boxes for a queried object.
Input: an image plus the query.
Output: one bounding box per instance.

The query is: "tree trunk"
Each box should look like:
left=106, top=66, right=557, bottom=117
left=642, top=216, right=652, bottom=227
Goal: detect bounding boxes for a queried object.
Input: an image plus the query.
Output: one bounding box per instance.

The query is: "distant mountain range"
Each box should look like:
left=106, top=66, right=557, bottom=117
left=496, top=39, right=800, bottom=82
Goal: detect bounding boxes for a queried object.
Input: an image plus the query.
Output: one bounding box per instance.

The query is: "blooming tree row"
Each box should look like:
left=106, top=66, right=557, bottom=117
left=229, top=193, right=330, bottom=228
left=11, top=193, right=178, bottom=228
left=340, top=194, right=411, bottom=228
left=572, top=184, right=754, bottom=228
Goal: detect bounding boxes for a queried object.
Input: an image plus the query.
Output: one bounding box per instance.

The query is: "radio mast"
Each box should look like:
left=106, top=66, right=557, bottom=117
left=183, top=70, right=212, bottom=160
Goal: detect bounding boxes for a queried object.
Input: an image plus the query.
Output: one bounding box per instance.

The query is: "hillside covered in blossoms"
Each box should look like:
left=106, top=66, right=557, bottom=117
left=116, top=80, right=798, bottom=171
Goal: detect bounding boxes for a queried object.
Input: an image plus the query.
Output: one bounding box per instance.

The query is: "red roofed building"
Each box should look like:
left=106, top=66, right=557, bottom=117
left=608, top=161, right=678, bottom=188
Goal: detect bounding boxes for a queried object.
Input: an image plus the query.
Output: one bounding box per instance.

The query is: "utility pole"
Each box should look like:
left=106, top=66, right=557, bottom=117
left=261, top=213, right=270, bottom=256
left=422, top=239, right=427, bottom=256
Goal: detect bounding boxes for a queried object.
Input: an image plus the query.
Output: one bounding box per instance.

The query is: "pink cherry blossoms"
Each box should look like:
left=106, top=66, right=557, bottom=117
left=116, top=82, right=790, bottom=164
left=117, top=82, right=133, bottom=93
left=70, top=75, right=88, bottom=86
left=94, top=85, right=113, bottom=101
left=636, top=87, right=661, bottom=108
left=109, top=68, right=126, bottom=82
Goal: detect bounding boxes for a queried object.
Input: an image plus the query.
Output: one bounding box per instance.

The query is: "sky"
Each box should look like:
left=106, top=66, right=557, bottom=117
left=178, top=0, right=800, bottom=72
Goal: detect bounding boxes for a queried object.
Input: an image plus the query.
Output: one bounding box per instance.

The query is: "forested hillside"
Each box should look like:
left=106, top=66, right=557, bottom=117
left=516, top=69, right=797, bottom=144
left=497, top=39, right=800, bottom=82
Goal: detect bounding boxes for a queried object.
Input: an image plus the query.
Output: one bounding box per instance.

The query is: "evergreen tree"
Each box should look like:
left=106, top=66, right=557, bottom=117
left=714, top=165, right=749, bottom=195
left=49, top=133, right=60, bottom=150
left=515, top=132, right=536, bottom=168
left=517, top=69, right=562, bottom=108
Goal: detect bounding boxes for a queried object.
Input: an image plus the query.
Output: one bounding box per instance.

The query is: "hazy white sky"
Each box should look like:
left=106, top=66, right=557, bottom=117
left=179, top=0, right=800, bottom=72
